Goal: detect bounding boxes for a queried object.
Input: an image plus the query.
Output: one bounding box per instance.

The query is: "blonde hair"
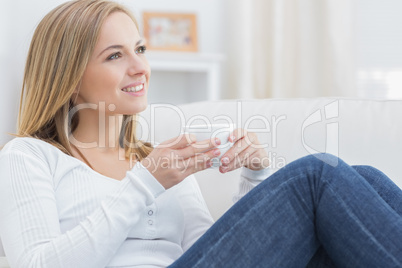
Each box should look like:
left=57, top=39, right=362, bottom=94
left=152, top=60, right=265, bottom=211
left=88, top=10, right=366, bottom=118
left=18, top=0, right=153, bottom=160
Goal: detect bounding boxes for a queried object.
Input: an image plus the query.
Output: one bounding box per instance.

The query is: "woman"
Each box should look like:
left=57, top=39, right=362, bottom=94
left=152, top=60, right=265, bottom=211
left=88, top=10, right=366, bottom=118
left=0, top=1, right=401, bottom=267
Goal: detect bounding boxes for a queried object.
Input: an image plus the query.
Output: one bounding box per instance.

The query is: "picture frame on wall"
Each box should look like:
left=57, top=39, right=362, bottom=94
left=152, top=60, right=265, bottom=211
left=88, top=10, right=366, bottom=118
left=142, top=12, right=198, bottom=52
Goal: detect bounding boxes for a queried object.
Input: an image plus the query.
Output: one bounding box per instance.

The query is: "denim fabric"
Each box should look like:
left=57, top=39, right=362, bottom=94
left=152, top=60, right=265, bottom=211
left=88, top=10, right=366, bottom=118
left=170, top=154, right=402, bottom=268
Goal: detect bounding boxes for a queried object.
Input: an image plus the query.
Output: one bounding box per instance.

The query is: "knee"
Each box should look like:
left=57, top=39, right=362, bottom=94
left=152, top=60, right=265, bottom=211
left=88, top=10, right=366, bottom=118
left=282, top=153, right=343, bottom=181
left=352, top=165, right=383, bottom=175
left=291, top=154, right=352, bottom=189
left=298, top=153, right=341, bottom=169
left=352, top=165, right=390, bottom=183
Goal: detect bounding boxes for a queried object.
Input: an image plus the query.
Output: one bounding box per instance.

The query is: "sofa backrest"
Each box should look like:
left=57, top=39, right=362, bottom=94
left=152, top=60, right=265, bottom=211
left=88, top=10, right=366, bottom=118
left=0, top=257, right=8, bottom=268
left=139, top=98, right=402, bottom=219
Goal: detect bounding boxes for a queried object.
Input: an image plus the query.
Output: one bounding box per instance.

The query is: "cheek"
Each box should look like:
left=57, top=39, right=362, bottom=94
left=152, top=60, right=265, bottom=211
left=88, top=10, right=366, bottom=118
left=81, top=67, right=122, bottom=98
left=95, top=65, right=122, bottom=86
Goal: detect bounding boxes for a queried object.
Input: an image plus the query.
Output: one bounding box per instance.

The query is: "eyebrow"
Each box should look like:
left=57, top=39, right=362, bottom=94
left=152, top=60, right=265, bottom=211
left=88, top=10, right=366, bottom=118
left=98, top=39, right=144, bottom=57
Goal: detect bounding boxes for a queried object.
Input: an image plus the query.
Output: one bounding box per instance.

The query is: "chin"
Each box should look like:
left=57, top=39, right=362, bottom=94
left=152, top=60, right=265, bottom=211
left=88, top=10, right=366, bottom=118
left=125, top=100, right=148, bottom=115
left=137, top=99, right=148, bottom=113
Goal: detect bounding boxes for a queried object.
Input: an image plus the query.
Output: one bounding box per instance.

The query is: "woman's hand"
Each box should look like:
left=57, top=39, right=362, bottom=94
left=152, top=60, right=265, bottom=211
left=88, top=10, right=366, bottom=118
left=141, top=134, right=221, bottom=189
left=219, top=129, right=270, bottom=173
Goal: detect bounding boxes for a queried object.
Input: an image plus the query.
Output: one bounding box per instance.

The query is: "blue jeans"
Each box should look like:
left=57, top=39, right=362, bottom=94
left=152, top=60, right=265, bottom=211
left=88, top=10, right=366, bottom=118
left=169, top=154, right=402, bottom=267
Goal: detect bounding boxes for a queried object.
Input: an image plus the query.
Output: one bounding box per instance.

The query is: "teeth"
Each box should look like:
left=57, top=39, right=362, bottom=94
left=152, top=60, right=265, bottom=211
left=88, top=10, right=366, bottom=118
left=122, top=84, right=144, bottom=92
left=135, top=84, right=144, bottom=92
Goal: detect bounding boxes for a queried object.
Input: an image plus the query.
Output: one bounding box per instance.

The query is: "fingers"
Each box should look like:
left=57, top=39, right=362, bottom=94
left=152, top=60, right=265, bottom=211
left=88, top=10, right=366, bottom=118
left=228, top=128, right=259, bottom=145
left=141, top=141, right=220, bottom=189
left=228, top=128, right=246, bottom=143
left=161, top=133, right=196, bottom=149
left=180, top=148, right=221, bottom=177
left=221, top=131, right=257, bottom=164
left=219, top=130, right=262, bottom=173
left=176, top=137, right=221, bottom=159
left=220, top=143, right=255, bottom=173
left=154, top=129, right=265, bottom=182
left=155, top=135, right=221, bottom=172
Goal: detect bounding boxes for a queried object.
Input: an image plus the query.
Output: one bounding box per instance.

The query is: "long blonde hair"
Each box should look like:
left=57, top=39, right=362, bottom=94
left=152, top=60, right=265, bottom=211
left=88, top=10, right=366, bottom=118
left=18, top=0, right=153, bottom=160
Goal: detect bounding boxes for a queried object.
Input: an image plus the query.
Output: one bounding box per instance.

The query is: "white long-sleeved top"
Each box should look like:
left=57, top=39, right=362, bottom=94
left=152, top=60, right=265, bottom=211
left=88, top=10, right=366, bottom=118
left=0, top=137, right=272, bottom=268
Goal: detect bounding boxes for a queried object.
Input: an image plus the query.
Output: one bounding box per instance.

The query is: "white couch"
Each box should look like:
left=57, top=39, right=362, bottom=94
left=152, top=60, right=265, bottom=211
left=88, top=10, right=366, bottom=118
left=1, top=98, right=401, bottom=266
left=139, top=98, right=402, bottom=220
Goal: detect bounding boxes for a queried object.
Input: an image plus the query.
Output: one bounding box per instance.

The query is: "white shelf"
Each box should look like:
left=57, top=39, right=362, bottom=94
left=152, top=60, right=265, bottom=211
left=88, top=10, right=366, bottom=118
left=146, top=52, right=224, bottom=104
left=147, top=51, right=225, bottom=64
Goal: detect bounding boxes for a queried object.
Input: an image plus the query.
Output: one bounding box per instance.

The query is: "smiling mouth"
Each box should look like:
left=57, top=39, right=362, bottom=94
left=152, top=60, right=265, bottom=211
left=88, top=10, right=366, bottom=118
left=122, top=84, right=144, bottom=92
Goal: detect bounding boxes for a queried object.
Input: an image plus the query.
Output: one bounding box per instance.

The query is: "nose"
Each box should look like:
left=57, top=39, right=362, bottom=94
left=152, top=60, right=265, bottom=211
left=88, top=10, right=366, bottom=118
left=127, top=53, right=149, bottom=77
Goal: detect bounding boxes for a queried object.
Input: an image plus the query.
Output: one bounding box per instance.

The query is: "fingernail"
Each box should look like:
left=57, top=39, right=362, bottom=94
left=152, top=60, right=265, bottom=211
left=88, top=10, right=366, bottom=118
left=215, top=138, right=221, bottom=145
left=221, top=157, right=229, bottom=164
left=214, top=149, right=221, bottom=156
left=221, top=166, right=229, bottom=173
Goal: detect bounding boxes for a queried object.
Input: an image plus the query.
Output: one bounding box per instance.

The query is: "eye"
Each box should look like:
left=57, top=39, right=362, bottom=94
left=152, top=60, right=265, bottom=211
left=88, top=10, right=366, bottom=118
left=107, top=52, right=122, bottom=60
left=136, top=45, right=147, bottom=54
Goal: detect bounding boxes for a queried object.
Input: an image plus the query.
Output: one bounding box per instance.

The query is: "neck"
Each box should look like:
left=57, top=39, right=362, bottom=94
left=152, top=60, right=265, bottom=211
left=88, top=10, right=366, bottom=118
left=71, top=108, right=124, bottom=153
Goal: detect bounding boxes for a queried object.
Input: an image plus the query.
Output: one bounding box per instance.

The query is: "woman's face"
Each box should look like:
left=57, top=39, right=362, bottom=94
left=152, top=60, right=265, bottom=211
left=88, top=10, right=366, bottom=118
left=76, top=12, right=150, bottom=115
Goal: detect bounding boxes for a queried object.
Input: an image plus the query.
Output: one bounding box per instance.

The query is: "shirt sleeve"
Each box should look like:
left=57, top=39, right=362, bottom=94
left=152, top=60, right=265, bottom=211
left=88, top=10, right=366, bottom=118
left=176, top=175, right=214, bottom=252
left=232, top=167, right=273, bottom=203
left=0, top=147, right=165, bottom=268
